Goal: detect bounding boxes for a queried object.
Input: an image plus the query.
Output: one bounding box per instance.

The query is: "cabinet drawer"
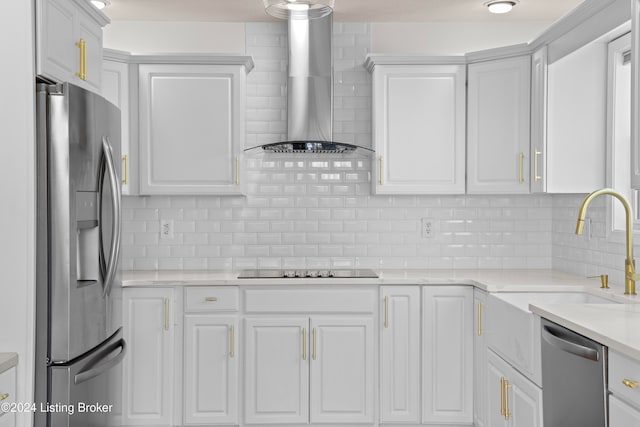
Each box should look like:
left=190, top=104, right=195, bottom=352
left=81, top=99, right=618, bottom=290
left=0, top=367, right=16, bottom=417
left=185, top=286, right=239, bottom=312
left=244, top=288, right=376, bottom=313
left=610, top=350, right=640, bottom=409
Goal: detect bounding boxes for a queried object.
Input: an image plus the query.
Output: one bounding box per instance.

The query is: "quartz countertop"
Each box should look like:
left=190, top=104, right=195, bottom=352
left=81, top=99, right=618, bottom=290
left=530, top=303, right=640, bottom=361
left=123, top=269, right=600, bottom=292
left=0, top=353, right=18, bottom=374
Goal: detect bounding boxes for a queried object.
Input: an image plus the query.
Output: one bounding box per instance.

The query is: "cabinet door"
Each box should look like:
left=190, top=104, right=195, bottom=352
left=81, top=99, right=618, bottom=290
left=76, top=7, right=102, bottom=92
left=474, top=289, right=489, bottom=427
left=422, top=286, right=473, bottom=424
left=487, top=349, right=542, bottom=427
left=0, top=367, right=16, bottom=426
left=610, top=395, right=640, bottom=426
left=102, top=59, right=134, bottom=195
left=184, top=315, right=238, bottom=425
left=244, top=317, right=309, bottom=424
left=633, top=0, right=640, bottom=189
left=530, top=47, right=547, bottom=194
left=138, top=64, right=245, bottom=195
left=310, top=317, right=375, bottom=424
left=380, top=286, right=420, bottom=423
left=37, top=0, right=77, bottom=81
left=122, top=288, right=174, bottom=426
left=486, top=350, right=508, bottom=427
left=372, top=65, right=466, bottom=194
left=467, top=56, right=531, bottom=194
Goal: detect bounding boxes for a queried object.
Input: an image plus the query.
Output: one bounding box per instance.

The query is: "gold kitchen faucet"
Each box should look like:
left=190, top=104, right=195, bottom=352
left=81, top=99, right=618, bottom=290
left=576, top=189, right=640, bottom=295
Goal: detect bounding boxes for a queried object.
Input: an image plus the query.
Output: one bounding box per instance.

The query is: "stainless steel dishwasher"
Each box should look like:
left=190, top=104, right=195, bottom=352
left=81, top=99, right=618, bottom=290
left=541, top=318, right=608, bottom=427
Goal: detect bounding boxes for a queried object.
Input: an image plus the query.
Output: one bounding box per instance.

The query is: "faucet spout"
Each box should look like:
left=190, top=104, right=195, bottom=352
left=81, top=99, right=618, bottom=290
left=576, top=188, right=637, bottom=295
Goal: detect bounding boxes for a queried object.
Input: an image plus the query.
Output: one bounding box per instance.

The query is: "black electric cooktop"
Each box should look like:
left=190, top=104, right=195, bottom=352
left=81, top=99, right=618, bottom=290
left=238, top=269, right=379, bottom=279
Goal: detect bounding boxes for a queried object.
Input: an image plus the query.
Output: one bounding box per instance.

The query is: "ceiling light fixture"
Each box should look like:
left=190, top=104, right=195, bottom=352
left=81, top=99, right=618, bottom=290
left=90, top=0, right=109, bottom=9
left=484, top=0, right=518, bottom=14
left=263, top=0, right=334, bottom=20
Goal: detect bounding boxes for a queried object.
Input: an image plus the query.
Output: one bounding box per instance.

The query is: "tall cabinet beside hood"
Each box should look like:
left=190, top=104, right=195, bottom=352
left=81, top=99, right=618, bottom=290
left=366, top=55, right=467, bottom=195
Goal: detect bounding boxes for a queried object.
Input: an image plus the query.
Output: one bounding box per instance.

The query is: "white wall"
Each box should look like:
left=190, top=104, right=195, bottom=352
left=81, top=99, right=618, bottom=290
left=104, top=21, right=246, bottom=53
left=0, top=0, right=36, bottom=425
left=370, top=22, right=552, bottom=55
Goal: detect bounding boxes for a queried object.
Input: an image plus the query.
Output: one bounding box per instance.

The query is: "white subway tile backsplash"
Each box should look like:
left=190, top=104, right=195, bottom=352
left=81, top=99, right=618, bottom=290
left=120, top=22, right=568, bottom=272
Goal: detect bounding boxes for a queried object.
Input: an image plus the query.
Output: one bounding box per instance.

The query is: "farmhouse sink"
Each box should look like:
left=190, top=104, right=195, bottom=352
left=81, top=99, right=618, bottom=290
left=486, top=291, right=620, bottom=387
left=493, top=291, right=620, bottom=313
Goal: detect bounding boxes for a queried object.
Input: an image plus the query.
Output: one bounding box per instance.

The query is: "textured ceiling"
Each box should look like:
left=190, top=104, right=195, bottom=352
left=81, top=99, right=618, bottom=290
left=102, top=0, right=585, bottom=22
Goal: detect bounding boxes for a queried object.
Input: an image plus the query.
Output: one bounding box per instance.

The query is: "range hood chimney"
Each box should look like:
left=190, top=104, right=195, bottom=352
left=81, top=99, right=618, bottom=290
left=247, top=3, right=372, bottom=154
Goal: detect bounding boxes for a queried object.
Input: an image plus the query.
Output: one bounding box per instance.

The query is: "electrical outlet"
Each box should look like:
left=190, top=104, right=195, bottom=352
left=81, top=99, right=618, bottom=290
left=160, top=219, right=174, bottom=240
left=421, top=218, right=433, bottom=238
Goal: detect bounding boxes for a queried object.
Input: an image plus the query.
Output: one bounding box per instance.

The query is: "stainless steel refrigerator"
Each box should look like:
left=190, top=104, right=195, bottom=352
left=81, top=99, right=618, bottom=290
left=35, top=82, right=125, bottom=427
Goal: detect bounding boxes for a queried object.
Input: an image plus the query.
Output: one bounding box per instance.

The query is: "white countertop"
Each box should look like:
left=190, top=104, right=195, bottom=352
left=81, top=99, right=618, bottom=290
left=0, top=353, right=18, bottom=374
left=530, top=303, right=640, bottom=361
left=123, top=268, right=598, bottom=292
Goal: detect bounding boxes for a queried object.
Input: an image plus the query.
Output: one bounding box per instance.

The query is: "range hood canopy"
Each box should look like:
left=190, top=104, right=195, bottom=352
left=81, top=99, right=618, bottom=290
left=263, top=0, right=335, bottom=20
left=246, top=3, right=372, bottom=154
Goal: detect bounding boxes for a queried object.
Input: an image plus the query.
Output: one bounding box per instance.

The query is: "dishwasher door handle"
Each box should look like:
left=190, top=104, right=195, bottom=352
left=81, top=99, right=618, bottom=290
left=542, top=325, right=599, bottom=361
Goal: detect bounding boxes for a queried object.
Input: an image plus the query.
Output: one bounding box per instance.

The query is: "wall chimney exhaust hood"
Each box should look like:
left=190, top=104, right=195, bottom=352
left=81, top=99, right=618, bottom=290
left=246, top=2, right=373, bottom=154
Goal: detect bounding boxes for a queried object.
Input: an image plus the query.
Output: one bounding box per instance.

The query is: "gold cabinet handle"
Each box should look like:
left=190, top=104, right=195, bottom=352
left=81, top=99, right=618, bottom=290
left=379, top=156, right=384, bottom=185
left=504, top=380, right=512, bottom=420
left=519, top=152, right=525, bottom=183
left=534, top=149, right=541, bottom=181
left=500, top=377, right=505, bottom=416
left=302, top=328, right=307, bottom=361
left=229, top=325, right=235, bottom=358
left=623, top=379, right=639, bottom=389
left=477, top=303, right=483, bottom=336
left=0, top=393, right=8, bottom=401
left=164, top=298, right=169, bottom=331
left=82, top=40, right=87, bottom=80
left=384, top=296, right=389, bottom=328
left=312, top=327, right=317, bottom=361
left=75, top=39, right=85, bottom=79
left=122, top=155, right=129, bottom=185
left=205, top=297, right=218, bottom=302
left=235, top=156, right=239, bottom=185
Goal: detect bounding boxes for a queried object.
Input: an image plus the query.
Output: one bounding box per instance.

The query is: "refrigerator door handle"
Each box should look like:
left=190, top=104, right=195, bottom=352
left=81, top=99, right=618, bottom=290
left=74, top=338, right=126, bottom=385
left=100, top=136, right=122, bottom=298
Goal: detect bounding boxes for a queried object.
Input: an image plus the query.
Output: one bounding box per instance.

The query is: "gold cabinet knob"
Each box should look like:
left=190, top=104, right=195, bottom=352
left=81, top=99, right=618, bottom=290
left=623, top=379, right=639, bottom=389
left=0, top=393, right=9, bottom=401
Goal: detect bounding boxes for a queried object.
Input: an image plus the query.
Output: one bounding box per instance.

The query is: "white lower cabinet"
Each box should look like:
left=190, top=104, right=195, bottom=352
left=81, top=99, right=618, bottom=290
left=310, top=317, right=375, bottom=423
left=244, top=317, right=310, bottom=424
left=487, top=349, right=542, bottom=427
left=183, top=315, right=238, bottom=425
left=422, top=286, right=473, bottom=424
left=474, top=289, right=488, bottom=427
left=610, top=395, right=640, bottom=425
left=380, top=286, right=421, bottom=423
left=0, top=366, right=16, bottom=426
left=609, top=349, right=640, bottom=425
left=244, top=316, right=375, bottom=424
left=122, top=287, right=175, bottom=426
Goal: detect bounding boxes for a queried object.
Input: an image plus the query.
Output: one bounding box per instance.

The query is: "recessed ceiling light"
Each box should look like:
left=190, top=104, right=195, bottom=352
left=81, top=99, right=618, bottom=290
left=484, top=0, right=518, bottom=14
left=90, top=0, right=109, bottom=9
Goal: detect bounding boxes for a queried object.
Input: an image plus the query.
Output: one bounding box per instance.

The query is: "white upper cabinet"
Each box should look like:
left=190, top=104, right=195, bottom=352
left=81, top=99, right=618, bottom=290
left=632, top=0, right=640, bottom=188
left=366, top=58, right=466, bottom=194
left=138, top=59, right=252, bottom=195
left=36, top=0, right=108, bottom=92
left=530, top=47, right=548, bottom=194
left=544, top=41, right=607, bottom=193
left=102, top=50, right=135, bottom=195
left=467, top=55, right=531, bottom=194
